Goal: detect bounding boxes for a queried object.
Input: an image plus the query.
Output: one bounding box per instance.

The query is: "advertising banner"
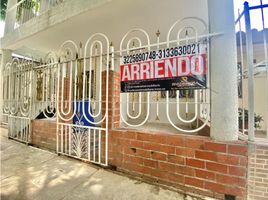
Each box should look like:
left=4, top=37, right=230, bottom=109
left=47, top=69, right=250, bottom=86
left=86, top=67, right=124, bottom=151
left=120, top=43, right=207, bottom=93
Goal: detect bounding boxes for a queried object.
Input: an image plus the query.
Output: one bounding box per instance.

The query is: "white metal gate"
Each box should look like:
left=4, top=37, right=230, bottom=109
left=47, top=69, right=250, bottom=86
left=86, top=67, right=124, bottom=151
left=4, top=58, right=33, bottom=144
left=56, top=34, right=110, bottom=166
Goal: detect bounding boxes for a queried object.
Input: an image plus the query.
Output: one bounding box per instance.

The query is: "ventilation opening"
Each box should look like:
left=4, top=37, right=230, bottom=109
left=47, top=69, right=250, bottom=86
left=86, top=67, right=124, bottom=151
left=225, top=194, right=236, bottom=200
left=109, top=165, right=117, bottom=171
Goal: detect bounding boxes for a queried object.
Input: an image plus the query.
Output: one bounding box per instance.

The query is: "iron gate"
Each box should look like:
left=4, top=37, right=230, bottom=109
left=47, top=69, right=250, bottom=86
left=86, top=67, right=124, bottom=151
left=56, top=34, right=110, bottom=166
left=4, top=58, right=33, bottom=144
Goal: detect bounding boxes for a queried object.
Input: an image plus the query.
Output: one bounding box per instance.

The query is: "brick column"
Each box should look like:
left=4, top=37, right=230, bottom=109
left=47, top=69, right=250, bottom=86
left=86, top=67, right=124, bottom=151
left=248, top=143, right=268, bottom=200
left=101, top=70, right=120, bottom=164
left=101, top=70, right=120, bottom=129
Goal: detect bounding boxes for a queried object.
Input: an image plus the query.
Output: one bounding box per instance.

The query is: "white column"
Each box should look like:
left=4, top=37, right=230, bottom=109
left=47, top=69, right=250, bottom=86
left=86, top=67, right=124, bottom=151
left=208, top=0, right=239, bottom=141
left=4, top=0, right=17, bottom=35
left=0, top=49, right=12, bottom=124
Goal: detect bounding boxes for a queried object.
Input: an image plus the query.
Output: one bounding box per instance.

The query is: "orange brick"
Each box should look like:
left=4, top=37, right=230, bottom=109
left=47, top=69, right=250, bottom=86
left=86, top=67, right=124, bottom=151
left=130, top=156, right=144, bottom=165
left=195, top=169, right=215, bottom=181
left=151, top=169, right=168, bottom=179
left=130, top=140, right=144, bottom=149
left=137, top=133, right=166, bottom=144
left=158, top=162, right=176, bottom=172
left=217, top=154, right=240, bottom=165
left=186, top=138, right=204, bottom=149
left=143, top=142, right=160, bottom=152
left=118, top=138, right=130, bottom=146
left=228, top=144, right=247, bottom=156
left=167, top=173, right=184, bottom=184
left=151, top=152, right=167, bottom=161
left=122, top=131, right=137, bottom=140
left=185, top=148, right=195, bottom=157
left=123, top=147, right=136, bottom=155
left=175, top=165, right=195, bottom=176
left=143, top=159, right=158, bottom=168
left=186, top=158, right=205, bottom=169
left=206, top=162, right=228, bottom=173
left=216, top=174, right=246, bottom=188
left=185, top=177, right=204, bottom=188
left=166, top=136, right=185, bottom=146
left=229, top=166, right=246, bottom=177
left=205, top=181, right=226, bottom=194
left=239, top=157, right=247, bottom=167
left=167, top=155, right=185, bottom=165
left=204, top=142, right=226, bottom=153
left=159, top=145, right=175, bottom=154
left=195, top=150, right=217, bottom=161
left=123, top=162, right=143, bottom=174
left=136, top=149, right=151, bottom=158
left=137, top=133, right=153, bottom=142
left=175, top=147, right=184, bottom=156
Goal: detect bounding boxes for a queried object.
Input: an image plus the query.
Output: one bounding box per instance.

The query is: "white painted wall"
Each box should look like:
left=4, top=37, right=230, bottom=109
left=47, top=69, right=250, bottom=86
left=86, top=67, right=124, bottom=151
left=2, top=0, right=208, bottom=59
left=238, top=43, right=268, bottom=131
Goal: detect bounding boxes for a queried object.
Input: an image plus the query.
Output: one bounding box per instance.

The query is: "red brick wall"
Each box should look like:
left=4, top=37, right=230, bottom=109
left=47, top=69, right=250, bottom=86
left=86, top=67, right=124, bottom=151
left=108, top=130, right=248, bottom=199
left=107, top=71, right=248, bottom=199
left=31, top=119, right=57, bottom=152
left=248, top=143, right=268, bottom=200
left=101, top=71, right=120, bottom=129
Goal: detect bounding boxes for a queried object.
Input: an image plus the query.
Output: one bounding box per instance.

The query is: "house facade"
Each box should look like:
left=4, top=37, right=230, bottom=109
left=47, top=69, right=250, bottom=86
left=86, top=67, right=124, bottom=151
left=0, top=0, right=267, bottom=199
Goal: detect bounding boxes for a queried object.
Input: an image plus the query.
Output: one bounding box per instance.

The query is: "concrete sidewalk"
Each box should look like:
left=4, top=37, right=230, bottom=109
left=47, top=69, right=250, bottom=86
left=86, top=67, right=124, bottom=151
left=0, top=128, right=208, bottom=200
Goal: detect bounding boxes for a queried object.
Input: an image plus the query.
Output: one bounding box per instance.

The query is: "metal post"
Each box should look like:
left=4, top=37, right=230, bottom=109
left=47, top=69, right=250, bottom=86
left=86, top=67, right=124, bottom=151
left=259, top=0, right=268, bottom=140
left=109, top=44, right=114, bottom=71
left=244, top=2, right=255, bottom=141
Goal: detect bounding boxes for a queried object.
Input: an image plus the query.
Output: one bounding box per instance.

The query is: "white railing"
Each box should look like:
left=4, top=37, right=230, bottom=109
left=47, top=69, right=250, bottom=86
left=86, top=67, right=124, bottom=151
left=1, top=34, right=111, bottom=165
left=32, top=52, right=58, bottom=119
left=2, top=57, right=34, bottom=143
left=55, top=35, right=110, bottom=166
left=235, top=1, right=268, bottom=142
left=116, top=18, right=218, bottom=134
left=6, top=0, right=64, bottom=29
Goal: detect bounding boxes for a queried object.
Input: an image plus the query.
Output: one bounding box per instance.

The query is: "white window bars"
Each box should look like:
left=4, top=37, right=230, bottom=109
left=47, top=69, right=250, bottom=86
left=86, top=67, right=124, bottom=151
left=6, top=0, right=65, bottom=29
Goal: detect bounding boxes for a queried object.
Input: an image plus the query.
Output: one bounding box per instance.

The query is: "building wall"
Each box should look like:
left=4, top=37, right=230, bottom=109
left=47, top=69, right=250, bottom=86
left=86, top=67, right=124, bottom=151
left=108, top=130, right=248, bottom=200
left=30, top=70, right=248, bottom=199
left=248, top=143, right=268, bottom=200
left=240, top=77, right=267, bottom=132
left=107, top=71, right=248, bottom=200
left=237, top=43, right=267, bottom=131
left=31, top=119, right=57, bottom=152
